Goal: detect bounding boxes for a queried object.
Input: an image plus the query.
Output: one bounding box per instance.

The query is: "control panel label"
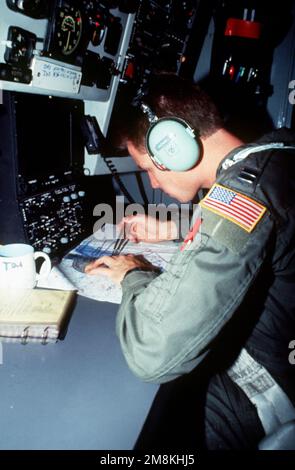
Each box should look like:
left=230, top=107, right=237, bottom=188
left=32, top=57, right=82, bottom=93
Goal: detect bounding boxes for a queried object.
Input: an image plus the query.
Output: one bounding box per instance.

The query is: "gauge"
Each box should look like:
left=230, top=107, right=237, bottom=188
left=44, top=3, right=84, bottom=63
left=56, top=7, right=83, bottom=56
left=81, top=0, right=108, bottom=47
left=90, top=12, right=107, bottom=47
left=4, top=26, right=36, bottom=67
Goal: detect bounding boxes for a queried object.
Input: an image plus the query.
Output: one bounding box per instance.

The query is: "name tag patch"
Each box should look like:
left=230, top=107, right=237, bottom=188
left=200, top=183, right=266, bottom=232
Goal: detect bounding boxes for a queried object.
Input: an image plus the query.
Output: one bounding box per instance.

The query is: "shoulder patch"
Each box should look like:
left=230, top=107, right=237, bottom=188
left=199, top=183, right=266, bottom=233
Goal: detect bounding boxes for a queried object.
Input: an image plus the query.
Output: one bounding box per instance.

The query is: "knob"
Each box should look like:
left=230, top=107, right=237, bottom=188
left=60, top=237, right=69, bottom=244
left=78, top=191, right=85, bottom=197
left=43, top=247, right=52, bottom=254
left=63, top=196, right=71, bottom=202
left=70, top=193, right=78, bottom=200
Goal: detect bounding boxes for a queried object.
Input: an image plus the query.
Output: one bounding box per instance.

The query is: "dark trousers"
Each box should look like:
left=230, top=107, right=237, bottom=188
left=134, top=371, right=264, bottom=450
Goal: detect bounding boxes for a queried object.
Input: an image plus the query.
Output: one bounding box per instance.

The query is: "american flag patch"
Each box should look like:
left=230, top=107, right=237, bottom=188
left=200, top=183, right=266, bottom=232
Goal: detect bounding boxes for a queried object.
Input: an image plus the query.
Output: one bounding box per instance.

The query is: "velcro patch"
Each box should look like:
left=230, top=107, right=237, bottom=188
left=199, top=183, right=266, bottom=233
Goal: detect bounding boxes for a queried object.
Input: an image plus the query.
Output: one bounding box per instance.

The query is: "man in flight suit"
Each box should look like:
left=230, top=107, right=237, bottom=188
left=86, top=74, right=295, bottom=449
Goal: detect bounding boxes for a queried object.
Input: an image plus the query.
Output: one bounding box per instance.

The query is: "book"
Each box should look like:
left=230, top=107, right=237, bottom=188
left=0, top=288, right=76, bottom=344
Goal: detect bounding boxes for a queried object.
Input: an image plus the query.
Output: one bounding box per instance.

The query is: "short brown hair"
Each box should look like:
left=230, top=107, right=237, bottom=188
left=110, top=73, right=224, bottom=152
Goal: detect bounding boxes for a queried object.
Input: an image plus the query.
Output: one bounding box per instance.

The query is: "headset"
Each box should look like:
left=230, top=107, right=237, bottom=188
left=141, top=102, right=202, bottom=172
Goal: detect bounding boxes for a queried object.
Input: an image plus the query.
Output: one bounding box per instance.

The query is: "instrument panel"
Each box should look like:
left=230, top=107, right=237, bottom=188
left=0, top=0, right=136, bottom=101
left=118, top=0, right=199, bottom=96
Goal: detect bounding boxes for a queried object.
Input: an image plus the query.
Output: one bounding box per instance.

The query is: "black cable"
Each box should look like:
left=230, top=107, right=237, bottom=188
left=135, top=171, right=149, bottom=207
left=103, top=157, right=135, bottom=204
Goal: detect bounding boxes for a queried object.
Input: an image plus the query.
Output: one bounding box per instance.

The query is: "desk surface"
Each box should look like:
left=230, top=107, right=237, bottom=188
left=0, top=295, right=158, bottom=450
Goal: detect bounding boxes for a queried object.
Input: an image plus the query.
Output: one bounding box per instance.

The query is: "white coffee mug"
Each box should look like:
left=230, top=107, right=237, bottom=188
left=0, top=243, right=51, bottom=288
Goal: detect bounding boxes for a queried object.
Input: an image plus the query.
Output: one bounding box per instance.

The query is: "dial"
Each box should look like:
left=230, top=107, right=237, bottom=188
left=45, top=3, right=84, bottom=63
left=81, top=0, right=108, bottom=47
left=57, top=7, right=83, bottom=56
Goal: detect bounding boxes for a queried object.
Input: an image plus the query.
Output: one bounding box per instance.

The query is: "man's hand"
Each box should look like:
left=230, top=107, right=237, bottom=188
left=85, top=254, right=159, bottom=284
left=119, top=214, right=178, bottom=243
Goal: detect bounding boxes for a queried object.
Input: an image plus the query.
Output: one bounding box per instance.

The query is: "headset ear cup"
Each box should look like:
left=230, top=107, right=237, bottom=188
left=146, top=118, right=201, bottom=171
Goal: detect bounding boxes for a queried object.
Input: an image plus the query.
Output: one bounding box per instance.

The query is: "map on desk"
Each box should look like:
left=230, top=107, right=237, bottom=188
left=37, top=225, right=178, bottom=304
